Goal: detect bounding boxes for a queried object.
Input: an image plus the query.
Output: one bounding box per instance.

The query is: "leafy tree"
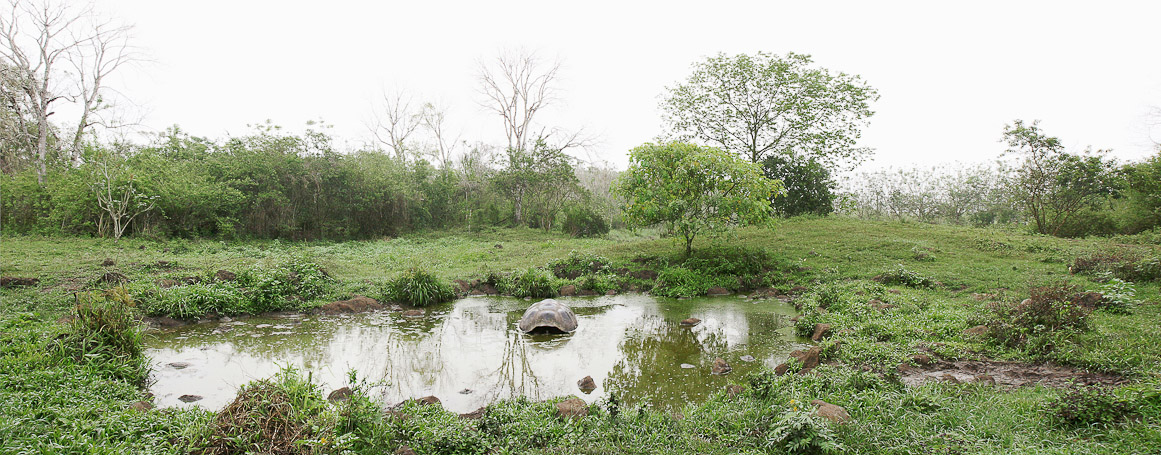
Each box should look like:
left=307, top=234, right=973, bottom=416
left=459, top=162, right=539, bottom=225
left=491, top=139, right=580, bottom=229
left=614, top=142, right=783, bottom=255
left=662, top=52, right=878, bottom=169
left=1117, top=149, right=1161, bottom=233
left=1003, top=120, right=1121, bottom=236
left=762, top=154, right=835, bottom=216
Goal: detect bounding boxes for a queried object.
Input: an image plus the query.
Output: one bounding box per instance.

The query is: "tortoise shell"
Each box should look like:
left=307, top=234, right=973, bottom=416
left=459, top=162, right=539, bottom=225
left=518, top=299, right=578, bottom=333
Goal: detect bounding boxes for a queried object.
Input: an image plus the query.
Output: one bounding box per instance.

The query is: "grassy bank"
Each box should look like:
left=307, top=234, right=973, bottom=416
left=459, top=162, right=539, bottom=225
left=2, top=218, right=1159, bottom=453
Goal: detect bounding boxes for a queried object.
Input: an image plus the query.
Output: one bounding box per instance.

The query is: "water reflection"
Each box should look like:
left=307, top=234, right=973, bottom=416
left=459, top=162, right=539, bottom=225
left=145, top=294, right=806, bottom=412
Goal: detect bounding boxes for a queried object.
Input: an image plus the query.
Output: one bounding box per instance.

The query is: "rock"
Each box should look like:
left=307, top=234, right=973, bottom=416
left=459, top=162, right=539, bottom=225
left=790, top=286, right=808, bottom=294
left=630, top=269, right=658, bottom=280
left=214, top=270, right=236, bottom=282
left=327, top=387, right=353, bottom=402
left=888, top=289, right=901, bottom=294
left=458, top=388, right=473, bottom=395
left=973, top=374, right=996, bottom=385
left=811, top=399, right=851, bottom=424
left=494, top=243, right=503, bottom=249
left=149, top=316, right=188, bottom=328
left=559, top=285, right=577, bottom=296
left=518, top=299, right=578, bottom=333
left=941, top=373, right=961, bottom=384
left=167, top=361, right=191, bottom=369
left=417, top=395, right=441, bottom=407
left=706, top=286, right=731, bottom=296
left=726, top=384, right=746, bottom=398
left=453, top=279, right=471, bottom=293
left=577, top=375, right=597, bottom=393
left=321, top=295, right=384, bottom=314
left=712, top=357, right=732, bottom=375
left=0, top=277, right=39, bottom=288
left=402, top=309, right=425, bottom=318
left=555, top=398, right=588, bottom=420
left=679, top=317, right=701, bottom=327
left=156, top=279, right=179, bottom=288
left=394, top=446, right=417, bottom=455
left=178, top=394, right=203, bottom=403
left=777, top=346, right=823, bottom=375
left=128, top=400, right=154, bottom=412
left=680, top=363, right=695, bottom=369
left=963, top=325, right=988, bottom=338
left=578, top=289, right=599, bottom=296
left=156, top=260, right=170, bottom=268
left=605, top=289, right=617, bottom=296
left=219, top=316, right=232, bottom=323
left=740, top=355, right=756, bottom=362
left=101, top=258, right=116, bottom=267
left=911, top=354, right=932, bottom=366
left=180, top=276, right=201, bottom=285
left=811, top=323, right=832, bottom=342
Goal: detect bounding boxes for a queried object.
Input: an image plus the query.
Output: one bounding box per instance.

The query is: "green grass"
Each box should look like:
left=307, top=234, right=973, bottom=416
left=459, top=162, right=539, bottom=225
left=2, top=218, right=1160, bottom=453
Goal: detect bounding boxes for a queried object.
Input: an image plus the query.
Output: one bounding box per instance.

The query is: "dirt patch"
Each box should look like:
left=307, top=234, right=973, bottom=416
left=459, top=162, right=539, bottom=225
left=900, top=360, right=1126, bottom=388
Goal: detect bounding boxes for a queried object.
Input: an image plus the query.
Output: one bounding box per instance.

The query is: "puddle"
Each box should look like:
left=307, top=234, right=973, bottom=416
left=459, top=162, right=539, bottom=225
left=145, top=294, right=805, bottom=413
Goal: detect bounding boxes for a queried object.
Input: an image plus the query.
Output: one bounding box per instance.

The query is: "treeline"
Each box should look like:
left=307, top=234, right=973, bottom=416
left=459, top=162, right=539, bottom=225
left=0, top=125, right=619, bottom=240
left=842, top=121, right=1161, bottom=238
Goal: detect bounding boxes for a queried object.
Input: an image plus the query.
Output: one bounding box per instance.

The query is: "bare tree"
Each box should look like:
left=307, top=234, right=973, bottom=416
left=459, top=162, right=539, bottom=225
left=370, top=89, right=421, bottom=160
left=419, top=101, right=459, bottom=168
left=90, top=149, right=156, bottom=240
left=477, top=49, right=560, bottom=152
left=0, top=0, right=136, bottom=183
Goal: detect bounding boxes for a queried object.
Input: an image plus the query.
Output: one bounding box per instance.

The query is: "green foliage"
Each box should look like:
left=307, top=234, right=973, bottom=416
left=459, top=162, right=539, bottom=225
left=875, top=264, right=935, bottom=288
left=662, top=51, right=878, bottom=168
left=652, top=266, right=716, bottom=298
left=763, top=154, right=836, bottom=216
left=1091, top=277, right=1141, bottom=314
left=1046, top=386, right=1133, bottom=427
left=764, top=409, right=844, bottom=455
left=614, top=142, right=783, bottom=255
left=56, top=287, right=148, bottom=384
left=548, top=250, right=613, bottom=279
left=985, top=284, right=1092, bottom=356
left=145, top=282, right=246, bottom=319
left=384, top=268, right=456, bottom=307
left=496, top=267, right=558, bottom=298
left=561, top=203, right=610, bottom=238
left=236, top=257, right=332, bottom=311
left=191, top=367, right=332, bottom=455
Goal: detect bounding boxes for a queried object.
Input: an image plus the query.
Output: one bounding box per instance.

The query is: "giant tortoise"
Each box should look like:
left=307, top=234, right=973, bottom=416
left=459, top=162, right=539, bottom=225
left=518, top=299, right=578, bottom=334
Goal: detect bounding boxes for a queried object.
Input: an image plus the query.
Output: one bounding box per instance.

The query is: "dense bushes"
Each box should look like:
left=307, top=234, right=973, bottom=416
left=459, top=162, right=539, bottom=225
left=0, top=126, right=617, bottom=240
left=984, top=284, right=1094, bottom=356
left=135, top=258, right=333, bottom=318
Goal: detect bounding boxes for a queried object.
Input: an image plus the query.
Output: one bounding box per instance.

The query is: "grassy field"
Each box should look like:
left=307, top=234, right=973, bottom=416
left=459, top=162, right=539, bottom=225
left=1, top=218, right=1159, bottom=454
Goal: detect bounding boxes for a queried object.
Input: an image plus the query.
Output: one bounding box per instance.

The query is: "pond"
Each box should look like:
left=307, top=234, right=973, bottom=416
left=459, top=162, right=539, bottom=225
left=145, top=294, right=806, bottom=413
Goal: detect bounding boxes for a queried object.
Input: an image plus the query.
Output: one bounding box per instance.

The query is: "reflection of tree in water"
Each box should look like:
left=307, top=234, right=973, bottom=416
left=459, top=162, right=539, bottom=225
left=480, top=329, right=542, bottom=403
left=604, top=314, right=732, bottom=411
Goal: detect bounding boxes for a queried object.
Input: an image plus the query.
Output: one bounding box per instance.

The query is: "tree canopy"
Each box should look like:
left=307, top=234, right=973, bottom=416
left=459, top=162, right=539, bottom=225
left=662, top=52, right=878, bottom=169
left=614, top=142, right=783, bottom=255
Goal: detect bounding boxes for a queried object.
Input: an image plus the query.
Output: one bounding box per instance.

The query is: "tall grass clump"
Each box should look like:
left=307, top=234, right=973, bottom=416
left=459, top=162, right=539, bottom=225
left=144, top=282, right=246, bottom=319
left=652, top=266, right=716, bottom=297
left=56, top=286, right=147, bottom=384
left=193, top=367, right=331, bottom=455
left=985, top=283, right=1092, bottom=356
left=496, top=267, right=558, bottom=298
left=237, top=257, right=332, bottom=311
left=384, top=268, right=456, bottom=307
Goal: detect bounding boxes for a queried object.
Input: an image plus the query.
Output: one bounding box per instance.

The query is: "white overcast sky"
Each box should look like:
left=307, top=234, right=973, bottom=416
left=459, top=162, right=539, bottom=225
left=94, top=0, right=1161, bottom=171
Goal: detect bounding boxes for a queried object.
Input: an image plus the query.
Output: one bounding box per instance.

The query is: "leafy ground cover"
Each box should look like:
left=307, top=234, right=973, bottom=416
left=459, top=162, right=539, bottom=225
left=1, top=218, right=1159, bottom=453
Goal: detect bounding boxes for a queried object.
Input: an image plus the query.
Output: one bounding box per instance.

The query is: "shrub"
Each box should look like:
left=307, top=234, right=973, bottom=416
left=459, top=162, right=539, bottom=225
left=1071, top=251, right=1161, bottom=282
left=986, top=283, right=1092, bottom=355
left=57, top=287, right=147, bottom=384
left=195, top=367, right=331, bottom=455
left=497, top=267, right=557, bottom=298
left=652, top=266, right=715, bottom=298
left=1091, top=277, right=1141, bottom=314
left=561, top=205, right=610, bottom=238
left=548, top=251, right=612, bottom=279
left=874, top=265, right=935, bottom=288
left=237, top=258, right=332, bottom=312
left=384, top=268, right=456, bottom=307
left=1046, top=385, right=1133, bottom=427
left=764, top=408, right=844, bottom=454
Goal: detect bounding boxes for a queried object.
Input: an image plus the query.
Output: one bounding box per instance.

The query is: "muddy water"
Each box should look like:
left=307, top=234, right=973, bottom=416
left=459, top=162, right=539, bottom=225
left=145, top=294, right=805, bottom=413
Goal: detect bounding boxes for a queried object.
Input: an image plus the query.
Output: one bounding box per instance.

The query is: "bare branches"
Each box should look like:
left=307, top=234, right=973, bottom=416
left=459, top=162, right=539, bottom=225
left=1, top=0, right=137, bottom=183
left=477, top=49, right=560, bottom=152
left=370, top=89, right=421, bottom=160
